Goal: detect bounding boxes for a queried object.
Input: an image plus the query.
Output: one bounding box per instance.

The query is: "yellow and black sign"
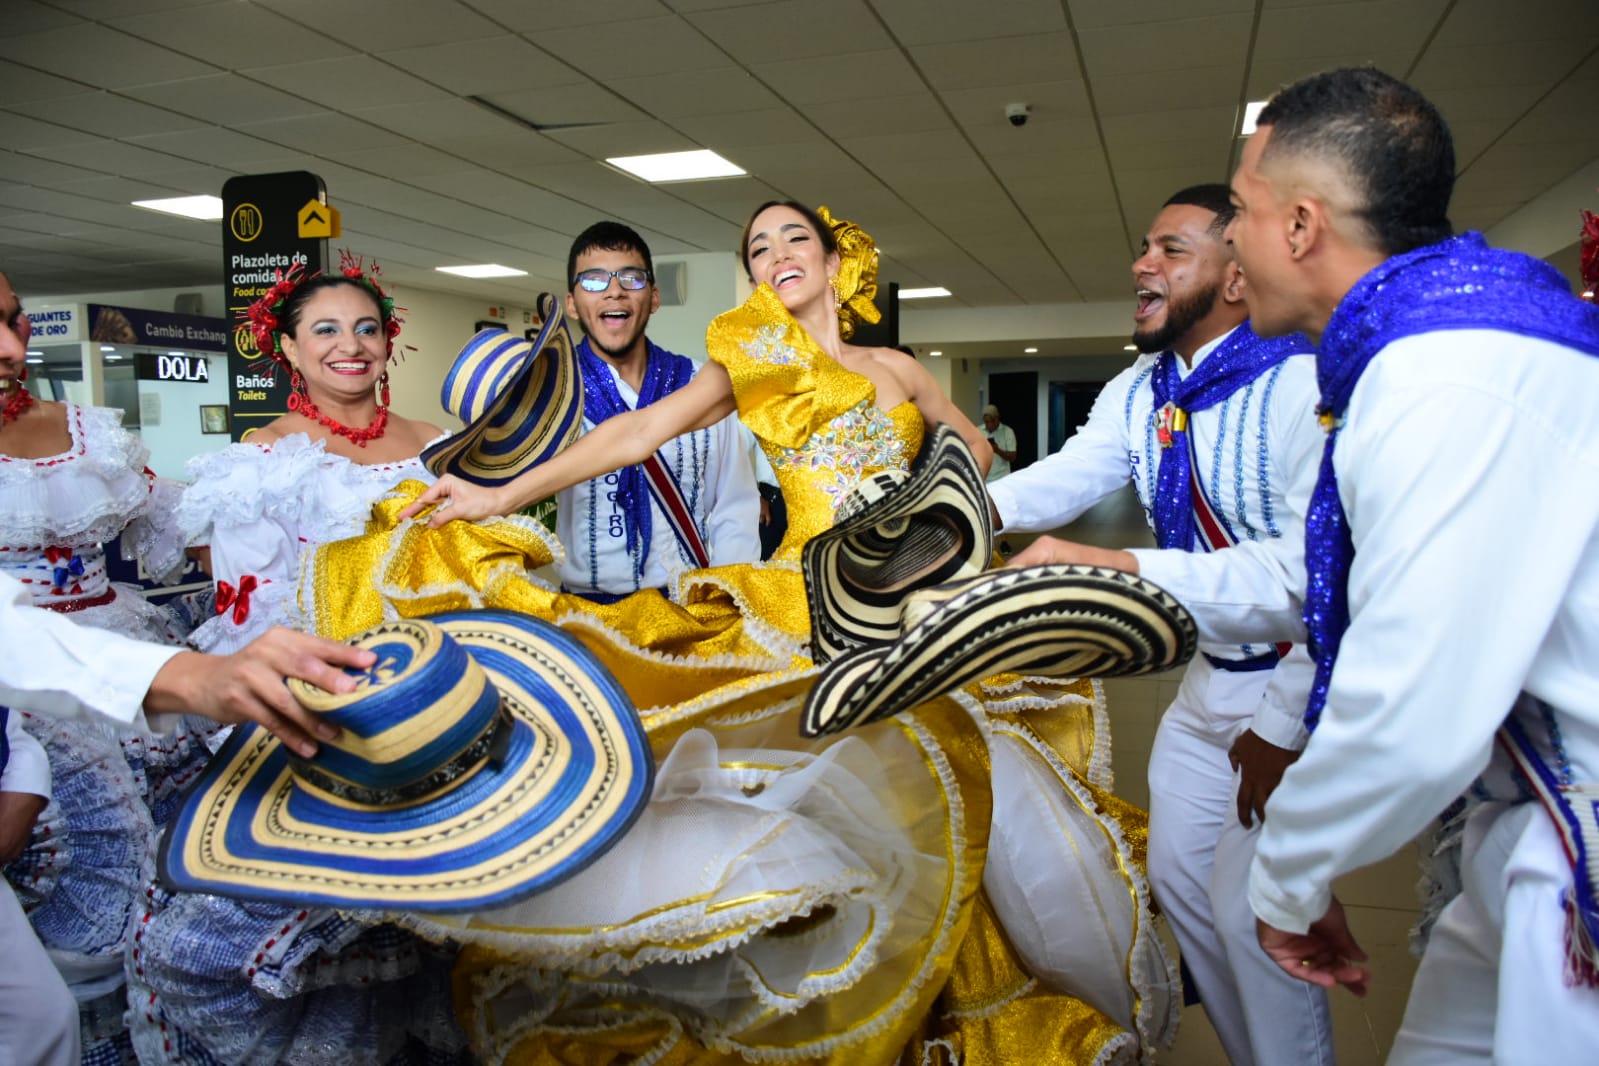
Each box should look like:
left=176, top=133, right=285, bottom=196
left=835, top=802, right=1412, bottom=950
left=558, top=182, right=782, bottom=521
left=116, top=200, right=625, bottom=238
left=221, top=172, right=330, bottom=441
left=297, top=199, right=341, bottom=239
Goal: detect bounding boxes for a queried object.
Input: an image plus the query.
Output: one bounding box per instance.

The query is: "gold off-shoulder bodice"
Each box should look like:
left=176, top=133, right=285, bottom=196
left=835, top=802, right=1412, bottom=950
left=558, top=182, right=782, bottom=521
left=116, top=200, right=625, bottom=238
left=707, top=286, right=924, bottom=561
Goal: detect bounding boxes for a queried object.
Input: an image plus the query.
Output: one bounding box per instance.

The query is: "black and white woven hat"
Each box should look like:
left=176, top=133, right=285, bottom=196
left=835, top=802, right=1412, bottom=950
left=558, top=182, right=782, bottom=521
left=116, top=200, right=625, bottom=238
left=801, top=423, right=993, bottom=664
left=801, top=564, right=1197, bottom=737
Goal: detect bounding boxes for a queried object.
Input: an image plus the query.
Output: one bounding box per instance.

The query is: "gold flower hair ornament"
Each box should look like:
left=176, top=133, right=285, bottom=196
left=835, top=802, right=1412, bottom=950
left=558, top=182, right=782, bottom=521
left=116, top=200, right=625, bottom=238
left=818, top=206, right=881, bottom=340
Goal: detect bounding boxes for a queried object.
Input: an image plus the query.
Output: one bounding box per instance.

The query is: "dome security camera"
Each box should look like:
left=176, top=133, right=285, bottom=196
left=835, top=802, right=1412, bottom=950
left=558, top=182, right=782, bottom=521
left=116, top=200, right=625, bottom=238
left=1005, top=103, right=1031, bottom=127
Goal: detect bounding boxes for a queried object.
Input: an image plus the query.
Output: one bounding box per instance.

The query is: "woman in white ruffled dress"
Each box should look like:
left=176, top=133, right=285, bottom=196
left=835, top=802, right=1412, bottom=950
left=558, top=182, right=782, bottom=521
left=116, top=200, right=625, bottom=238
left=126, top=263, right=477, bottom=1066
left=0, top=293, right=205, bottom=1064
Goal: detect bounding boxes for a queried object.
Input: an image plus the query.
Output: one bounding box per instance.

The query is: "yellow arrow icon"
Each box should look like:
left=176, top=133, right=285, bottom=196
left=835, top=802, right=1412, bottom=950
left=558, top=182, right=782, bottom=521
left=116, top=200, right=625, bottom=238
left=297, top=199, right=341, bottom=239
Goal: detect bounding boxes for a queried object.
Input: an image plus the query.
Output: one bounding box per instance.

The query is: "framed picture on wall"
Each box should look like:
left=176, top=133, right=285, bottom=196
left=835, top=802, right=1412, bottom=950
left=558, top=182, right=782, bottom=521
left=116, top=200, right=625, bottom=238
left=200, top=404, right=230, bottom=435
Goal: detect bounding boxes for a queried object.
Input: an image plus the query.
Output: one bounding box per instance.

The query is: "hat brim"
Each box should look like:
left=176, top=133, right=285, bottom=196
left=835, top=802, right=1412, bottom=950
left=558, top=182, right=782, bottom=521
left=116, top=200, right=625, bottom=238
left=801, top=423, right=992, bottom=664
left=421, top=293, right=583, bottom=486
left=158, top=610, right=653, bottom=912
left=800, top=564, right=1197, bottom=737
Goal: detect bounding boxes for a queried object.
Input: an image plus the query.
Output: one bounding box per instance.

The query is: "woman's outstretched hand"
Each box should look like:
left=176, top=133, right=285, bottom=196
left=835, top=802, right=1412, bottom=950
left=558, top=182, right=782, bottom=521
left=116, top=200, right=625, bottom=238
left=397, top=475, right=507, bottom=528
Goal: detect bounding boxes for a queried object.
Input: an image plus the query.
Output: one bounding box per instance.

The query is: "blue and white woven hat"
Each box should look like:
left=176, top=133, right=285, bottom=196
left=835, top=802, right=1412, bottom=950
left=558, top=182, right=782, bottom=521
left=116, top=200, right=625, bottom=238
left=422, top=292, right=583, bottom=485
left=159, top=610, right=653, bottom=912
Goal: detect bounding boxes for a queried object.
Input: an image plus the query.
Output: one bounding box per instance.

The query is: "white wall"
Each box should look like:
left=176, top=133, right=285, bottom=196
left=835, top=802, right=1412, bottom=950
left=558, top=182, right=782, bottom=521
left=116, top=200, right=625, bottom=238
left=136, top=353, right=232, bottom=479
left=28, top=285, right=227, bottom=317
left=644, top=251, right=745, bottom=360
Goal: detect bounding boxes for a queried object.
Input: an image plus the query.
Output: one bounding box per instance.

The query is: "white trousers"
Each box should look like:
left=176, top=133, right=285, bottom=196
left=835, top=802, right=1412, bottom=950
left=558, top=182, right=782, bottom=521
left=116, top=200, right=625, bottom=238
left=0, top=878, right=79, bottom=1066
left=1147, top=667, right=1334, bottom=1066
left=1391, top=803, right=1599, bottom=1064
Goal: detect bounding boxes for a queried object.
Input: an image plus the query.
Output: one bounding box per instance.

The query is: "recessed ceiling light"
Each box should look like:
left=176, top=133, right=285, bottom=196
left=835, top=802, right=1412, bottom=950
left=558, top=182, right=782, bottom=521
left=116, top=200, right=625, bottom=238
left=99, top=345, right=116, bottom=352
left=1239, top=100, right=1269, bottom=136
left=605, top=149, right=745, bottom=183
left=928, top=350, right=944, bottom=357
left=435, top=264, right=528, bottom=278
left=1024, top=347, right=1038, bottom=353
left=106, top=353, right=124, bottom=361
left=899, top=287, right=952, bottom=299
left=131, top=195, right=224, bottom=220
left=1124, top=344, right=1138, bottom=351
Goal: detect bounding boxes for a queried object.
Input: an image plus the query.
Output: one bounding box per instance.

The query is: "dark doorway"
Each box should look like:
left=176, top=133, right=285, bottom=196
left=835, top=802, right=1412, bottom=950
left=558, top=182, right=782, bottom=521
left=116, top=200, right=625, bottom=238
left=987, top=371, right=1038, bottom=469
left=1049, top=381, right=1105, bottom=453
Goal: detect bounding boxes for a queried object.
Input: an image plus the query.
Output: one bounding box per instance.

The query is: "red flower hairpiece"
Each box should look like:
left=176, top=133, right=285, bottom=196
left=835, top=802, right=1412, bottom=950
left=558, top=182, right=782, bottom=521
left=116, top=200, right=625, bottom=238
left=239, top=251, right=409, bottom=368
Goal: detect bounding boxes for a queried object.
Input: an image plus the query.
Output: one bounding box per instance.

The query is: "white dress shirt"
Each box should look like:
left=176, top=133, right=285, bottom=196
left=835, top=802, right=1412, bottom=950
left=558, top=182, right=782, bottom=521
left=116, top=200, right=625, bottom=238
left=557, top=360, right=761, bottom=597
left=1137, top=330, right=1599, bottom=933
left=0, top=572, right=177, bottom=730
left=989, top=326, right=1323, bottom=747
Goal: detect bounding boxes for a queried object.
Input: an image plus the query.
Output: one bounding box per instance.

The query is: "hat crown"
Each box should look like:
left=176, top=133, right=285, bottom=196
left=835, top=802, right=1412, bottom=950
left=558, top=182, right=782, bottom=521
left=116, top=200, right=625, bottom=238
left=288, top=619, right=505, bottom=803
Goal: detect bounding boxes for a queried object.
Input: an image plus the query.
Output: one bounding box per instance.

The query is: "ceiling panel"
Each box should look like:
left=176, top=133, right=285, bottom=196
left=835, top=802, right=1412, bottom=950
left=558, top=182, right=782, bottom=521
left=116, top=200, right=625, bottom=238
left=0, top=26, right=219, bottom=89
left=256, top=0, right=508, bottom=52
left=0, top=0, right=1588, bottom=331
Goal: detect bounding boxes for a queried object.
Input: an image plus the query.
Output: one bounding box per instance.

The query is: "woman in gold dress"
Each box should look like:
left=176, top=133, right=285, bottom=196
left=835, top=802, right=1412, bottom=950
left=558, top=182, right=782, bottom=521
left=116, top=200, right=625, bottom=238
left=304, top=204, right=1176, bottom=1065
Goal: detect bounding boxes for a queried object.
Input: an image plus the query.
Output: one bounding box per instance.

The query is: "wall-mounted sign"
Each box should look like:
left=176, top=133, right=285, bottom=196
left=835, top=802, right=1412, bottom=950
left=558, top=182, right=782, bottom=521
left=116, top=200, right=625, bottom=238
left=135, top=352, right=212, bottom=383
left=91, top=305, right=228, bottom=353
left=221, top=171, right=329, bottom=441
left=27, top=306, right=79, bottom=340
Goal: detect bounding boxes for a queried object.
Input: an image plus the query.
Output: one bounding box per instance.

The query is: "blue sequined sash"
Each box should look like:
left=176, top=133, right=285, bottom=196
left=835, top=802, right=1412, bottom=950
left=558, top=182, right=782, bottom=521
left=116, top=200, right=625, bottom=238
left=1301, top=232, right=1599, bottom=733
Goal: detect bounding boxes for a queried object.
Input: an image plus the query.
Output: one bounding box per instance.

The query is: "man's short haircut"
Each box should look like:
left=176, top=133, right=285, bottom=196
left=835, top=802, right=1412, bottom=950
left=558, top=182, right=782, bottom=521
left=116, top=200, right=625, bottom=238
left=1257, top=67, right=1454, bottom=256
left=1162, top=184, right=1235, bottom=237
left=567, top=221, right=654, bottom=288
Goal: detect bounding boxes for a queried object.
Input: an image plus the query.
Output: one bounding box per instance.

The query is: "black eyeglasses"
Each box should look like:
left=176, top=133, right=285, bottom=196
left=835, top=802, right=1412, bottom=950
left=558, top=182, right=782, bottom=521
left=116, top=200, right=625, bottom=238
left=573, top=268, right=651, bottom=292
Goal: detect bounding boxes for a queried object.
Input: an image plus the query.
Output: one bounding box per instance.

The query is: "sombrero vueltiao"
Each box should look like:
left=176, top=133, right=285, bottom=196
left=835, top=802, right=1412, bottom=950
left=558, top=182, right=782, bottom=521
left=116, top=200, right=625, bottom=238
left=801, top=423, right=993, bottom=664
left=422, top=292, right=583, bottom=485
left=801, top=564, right=1197, bottom=737
left=159, top=611, right=653, bottom=912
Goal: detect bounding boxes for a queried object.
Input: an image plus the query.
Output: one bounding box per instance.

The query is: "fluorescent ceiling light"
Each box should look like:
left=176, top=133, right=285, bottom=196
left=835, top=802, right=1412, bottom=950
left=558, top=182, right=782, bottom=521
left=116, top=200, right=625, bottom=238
left=928, top=350, right=944, bottom=357
left=899, top=287, right=952, bottom=299
left=1024, top=346, right=1038, bottom=353
left=436, top=264, right=528, bottom=278
left=25, top=357, right=42, bottom=364
left=25, top=350, right=41, bottom=356
left=606, top=149, right=745, bottom=183
left=99, top=345, right=116, bottom=352
left=131, top=195, right=224, bottom=220
left=1124, top=344, right=1139, bottom=351
left=1239, top=100, right=1269, bottom=136
left=167, top=350, right=186, bottom=356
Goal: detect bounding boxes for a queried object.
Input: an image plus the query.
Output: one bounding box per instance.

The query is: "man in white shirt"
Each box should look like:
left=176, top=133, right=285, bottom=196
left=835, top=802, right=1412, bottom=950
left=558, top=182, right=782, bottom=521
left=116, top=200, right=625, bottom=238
left=980, top=404, right=1017, bottom=481
left=0, top=571, right=375, bottom=1065
left=1023, top=68, right=1599, bottom=1062
left=557, top=222, right=760, bottom=600
left=995, top=185, right=1330, bottom=1065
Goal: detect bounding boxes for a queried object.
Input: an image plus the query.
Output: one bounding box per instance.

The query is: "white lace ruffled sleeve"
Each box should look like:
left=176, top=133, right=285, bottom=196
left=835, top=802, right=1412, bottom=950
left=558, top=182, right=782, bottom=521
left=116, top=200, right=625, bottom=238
left=179, top=435, right=430, bottom=654
left=0, top=405, right=156, bottom=549
left=120, top=474, right=187, bottom=586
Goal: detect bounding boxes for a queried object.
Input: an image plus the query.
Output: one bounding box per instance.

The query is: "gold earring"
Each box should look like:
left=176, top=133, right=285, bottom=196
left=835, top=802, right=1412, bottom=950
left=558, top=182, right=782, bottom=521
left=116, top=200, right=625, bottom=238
left=829, top=275, right=843, bottom=309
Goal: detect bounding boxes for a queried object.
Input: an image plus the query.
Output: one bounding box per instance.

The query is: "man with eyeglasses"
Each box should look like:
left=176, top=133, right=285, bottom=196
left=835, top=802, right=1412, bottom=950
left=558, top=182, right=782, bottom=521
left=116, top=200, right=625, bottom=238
left=557, top=222, right=759, bottom=602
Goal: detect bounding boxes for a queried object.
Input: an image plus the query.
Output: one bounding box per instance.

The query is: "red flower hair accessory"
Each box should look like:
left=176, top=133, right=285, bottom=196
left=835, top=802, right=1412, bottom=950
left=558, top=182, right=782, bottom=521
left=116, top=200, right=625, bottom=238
left=239, top=251, right=409, bottom=369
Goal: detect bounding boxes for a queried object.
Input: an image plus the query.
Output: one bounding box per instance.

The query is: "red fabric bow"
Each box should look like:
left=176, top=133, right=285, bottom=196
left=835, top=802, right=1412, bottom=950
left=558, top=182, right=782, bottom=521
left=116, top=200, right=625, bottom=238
left=44, top=545, right=71, bottom=564
left=215, top=575, right=258, bottom=626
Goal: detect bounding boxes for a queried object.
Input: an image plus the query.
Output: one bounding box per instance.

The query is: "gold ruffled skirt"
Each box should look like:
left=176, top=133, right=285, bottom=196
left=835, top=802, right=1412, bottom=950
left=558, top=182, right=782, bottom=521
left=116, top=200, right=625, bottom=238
left=293, top=485, right=1175, bottom=1064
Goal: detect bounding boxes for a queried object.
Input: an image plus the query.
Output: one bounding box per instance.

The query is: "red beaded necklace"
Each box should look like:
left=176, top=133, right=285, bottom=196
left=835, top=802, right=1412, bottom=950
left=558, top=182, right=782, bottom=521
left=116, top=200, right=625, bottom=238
left=288, top=385, right=388, bottom=447
left=1, top=382, right=34, bottom=425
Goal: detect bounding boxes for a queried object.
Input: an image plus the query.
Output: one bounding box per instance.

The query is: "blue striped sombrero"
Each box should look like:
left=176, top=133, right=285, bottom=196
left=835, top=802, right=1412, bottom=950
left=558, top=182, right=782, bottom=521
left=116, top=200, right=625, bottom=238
left=422, top=292, right=583, bottom=485
left=158, top=611, right=653, bottom=912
